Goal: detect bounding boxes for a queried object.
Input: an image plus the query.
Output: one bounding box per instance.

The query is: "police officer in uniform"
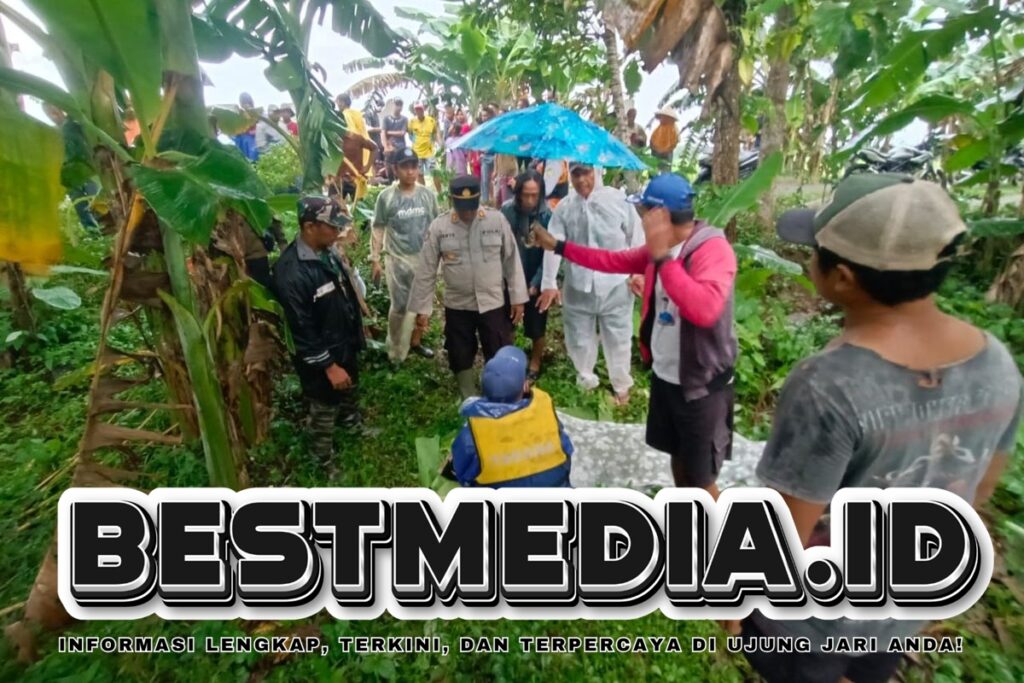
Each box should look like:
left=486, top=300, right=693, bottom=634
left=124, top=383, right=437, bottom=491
left=409, top=175, right=529, bottom=398
left=273, top=197, right=365, bottom=465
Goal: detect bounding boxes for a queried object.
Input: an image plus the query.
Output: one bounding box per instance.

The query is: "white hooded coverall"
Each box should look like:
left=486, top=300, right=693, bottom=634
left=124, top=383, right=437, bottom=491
left=542, top=185, right=644, bottom=395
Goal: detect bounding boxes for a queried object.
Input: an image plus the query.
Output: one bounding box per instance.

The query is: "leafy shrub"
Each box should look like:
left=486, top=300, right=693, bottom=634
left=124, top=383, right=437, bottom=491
left=254, top=143, right=301, bottom=193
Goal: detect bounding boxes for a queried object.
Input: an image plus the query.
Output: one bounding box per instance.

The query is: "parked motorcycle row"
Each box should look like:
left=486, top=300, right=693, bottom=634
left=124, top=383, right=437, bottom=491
left=689, top=139, right=1022, bottom=188
left=842, top=143, right=946, bottom=186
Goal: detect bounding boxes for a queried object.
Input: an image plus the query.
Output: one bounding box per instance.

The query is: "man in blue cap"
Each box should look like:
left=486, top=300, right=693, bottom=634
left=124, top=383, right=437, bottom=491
left=532, top=173, right=737, bottom=498
left=450, top=345, right=574, bottom=488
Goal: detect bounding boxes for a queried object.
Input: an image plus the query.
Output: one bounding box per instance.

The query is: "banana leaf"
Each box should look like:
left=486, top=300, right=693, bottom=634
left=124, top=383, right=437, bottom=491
left=31, top=286, right=81, bottom=310
left=133, top=144, right=273, bottom=243
left=705, top=152, right=784, bottom=227
left=0, top=106, right=64, bottom=271
left=209, top=105, right=259, bottom=136
left=158, top=290, right=241, bottom=490
left=26, top=0, right=163, bottom=151
left=415, top=436, right=459, bottom=496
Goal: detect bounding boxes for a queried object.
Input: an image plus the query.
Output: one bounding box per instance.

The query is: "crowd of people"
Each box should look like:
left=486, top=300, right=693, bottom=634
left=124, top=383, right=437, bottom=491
left=258, top=88, right=1023, bottom=682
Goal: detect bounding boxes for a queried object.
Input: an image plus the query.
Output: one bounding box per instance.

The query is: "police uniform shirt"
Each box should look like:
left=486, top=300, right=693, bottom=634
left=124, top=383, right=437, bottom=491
left=408, top=207, right=529, bottom=315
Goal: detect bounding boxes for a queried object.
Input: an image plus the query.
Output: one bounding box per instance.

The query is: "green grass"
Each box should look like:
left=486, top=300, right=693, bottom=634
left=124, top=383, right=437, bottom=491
left=0, top=208, right=1022, bottom=681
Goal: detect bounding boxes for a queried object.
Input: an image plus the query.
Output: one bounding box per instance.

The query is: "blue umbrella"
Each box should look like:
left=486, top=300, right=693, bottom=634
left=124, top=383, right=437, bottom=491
left=453, top=103, right=646, bottom=170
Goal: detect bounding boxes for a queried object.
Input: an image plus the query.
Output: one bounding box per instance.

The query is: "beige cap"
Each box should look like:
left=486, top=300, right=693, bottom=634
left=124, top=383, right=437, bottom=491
left=777, top=174, right=966, bottom=271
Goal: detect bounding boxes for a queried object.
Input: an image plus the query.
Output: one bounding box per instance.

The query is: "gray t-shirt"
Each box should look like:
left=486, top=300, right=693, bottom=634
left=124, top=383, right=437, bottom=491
left=373, top=185, right=439, bottom=259
left=754, top=332, right=1023, bottom=649
left=383, top=114, right=409, bottom=150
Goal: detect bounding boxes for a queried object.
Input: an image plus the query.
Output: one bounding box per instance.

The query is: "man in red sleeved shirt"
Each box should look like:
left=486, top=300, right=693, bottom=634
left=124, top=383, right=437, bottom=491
left=533, top=174, right=737, bottom=497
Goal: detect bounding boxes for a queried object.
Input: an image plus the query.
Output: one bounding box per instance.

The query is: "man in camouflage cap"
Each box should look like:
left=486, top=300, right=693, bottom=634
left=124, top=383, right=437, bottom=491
left=272, top=197, right=365, bottom=467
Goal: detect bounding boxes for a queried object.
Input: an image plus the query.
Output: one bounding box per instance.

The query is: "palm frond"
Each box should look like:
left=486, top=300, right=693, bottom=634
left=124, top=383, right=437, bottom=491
left=658, top=85, right=691, bottom=110
left=341, top=56, right=399, bottom=74
left=346, top=72, right=417, bottom=99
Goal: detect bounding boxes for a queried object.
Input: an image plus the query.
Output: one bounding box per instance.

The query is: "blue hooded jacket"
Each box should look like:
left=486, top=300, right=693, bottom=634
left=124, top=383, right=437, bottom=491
left=452, top=393, right=574, bottom=487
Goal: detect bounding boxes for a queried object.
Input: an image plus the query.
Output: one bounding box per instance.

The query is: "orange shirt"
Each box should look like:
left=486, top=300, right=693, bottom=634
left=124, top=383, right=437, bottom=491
left=650, top=123, right=679, bottom=155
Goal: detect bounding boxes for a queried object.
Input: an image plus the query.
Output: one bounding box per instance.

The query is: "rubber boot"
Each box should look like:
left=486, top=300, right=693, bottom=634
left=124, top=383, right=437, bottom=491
left=455, top=369, right=477, bottom=399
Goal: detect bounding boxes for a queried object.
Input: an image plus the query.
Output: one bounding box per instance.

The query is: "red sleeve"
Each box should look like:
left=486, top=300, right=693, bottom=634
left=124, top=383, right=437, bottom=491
left=562, top=241, right=650, bottom=276
left=658, top=238, right=736, bottom=328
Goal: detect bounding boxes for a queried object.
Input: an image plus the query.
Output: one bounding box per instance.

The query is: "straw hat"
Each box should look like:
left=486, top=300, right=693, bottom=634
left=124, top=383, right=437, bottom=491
left=655, top=107, right=679, bottom=121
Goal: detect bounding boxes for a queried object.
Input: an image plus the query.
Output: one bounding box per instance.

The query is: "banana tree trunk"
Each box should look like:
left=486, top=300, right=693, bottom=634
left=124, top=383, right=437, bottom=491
left=757, top=4, right=794, bottom=228
left=712, top=61, right=741, bottom=188
left=1, top=262, right=34, bottom=334
left=156, top=0, right=242, bottom=489
left=0, top=13, right=35, bottom=336
left=712, top=0, right=746, bottom=241
left=808, top=77, right=839, bottom=184
left=601, top=24, right=629, bottom=142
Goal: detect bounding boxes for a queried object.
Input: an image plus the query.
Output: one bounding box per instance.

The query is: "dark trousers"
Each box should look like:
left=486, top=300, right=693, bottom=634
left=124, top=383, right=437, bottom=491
left=444, top=306, right=513, bottom=373
left=295, top=358, right=359, bottom=461
left=69, top=180, right=100, bottom=230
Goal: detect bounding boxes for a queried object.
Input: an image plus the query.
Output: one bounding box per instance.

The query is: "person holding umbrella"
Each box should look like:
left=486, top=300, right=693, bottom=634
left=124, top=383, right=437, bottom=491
left=537, top=162, right=645, bottom=405
left=408, top=175, right=528, bottom=399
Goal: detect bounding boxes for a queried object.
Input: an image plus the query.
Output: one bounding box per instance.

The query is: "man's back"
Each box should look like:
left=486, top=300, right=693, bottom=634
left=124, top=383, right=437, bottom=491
left=754, top=331, right=1022, bottom=647
left=757, top=332, right=1022, bottom=506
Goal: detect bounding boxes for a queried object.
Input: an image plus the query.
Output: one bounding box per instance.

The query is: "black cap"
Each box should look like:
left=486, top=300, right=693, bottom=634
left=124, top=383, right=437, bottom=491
left=450, top=175, right=481, bottom=211
left=395, top=148, right=419, bottom=166
left=297, top=196, right=351, bottom=230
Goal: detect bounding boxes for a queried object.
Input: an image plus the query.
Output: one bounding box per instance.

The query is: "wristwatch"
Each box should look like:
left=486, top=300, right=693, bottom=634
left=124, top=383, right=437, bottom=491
left=554, top=240, right=566, bottom=256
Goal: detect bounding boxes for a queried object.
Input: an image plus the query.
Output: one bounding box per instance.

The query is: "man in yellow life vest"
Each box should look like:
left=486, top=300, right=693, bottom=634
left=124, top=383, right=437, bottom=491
left=451, top=346, right=574, bottom=487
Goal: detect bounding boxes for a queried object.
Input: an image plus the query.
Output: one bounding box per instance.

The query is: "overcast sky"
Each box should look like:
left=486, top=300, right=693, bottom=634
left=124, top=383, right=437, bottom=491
left=4, top=0, right=679, bottom=127
left=3, top=1, right=922, bottom=146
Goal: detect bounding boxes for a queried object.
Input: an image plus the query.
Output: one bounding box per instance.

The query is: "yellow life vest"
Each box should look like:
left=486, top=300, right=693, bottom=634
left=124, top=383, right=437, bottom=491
left=468, top=388, right=567, bottom=485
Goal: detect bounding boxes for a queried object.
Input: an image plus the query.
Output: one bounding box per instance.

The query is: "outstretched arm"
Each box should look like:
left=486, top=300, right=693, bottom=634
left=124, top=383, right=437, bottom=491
left=657, top=238, right=736, bottom=328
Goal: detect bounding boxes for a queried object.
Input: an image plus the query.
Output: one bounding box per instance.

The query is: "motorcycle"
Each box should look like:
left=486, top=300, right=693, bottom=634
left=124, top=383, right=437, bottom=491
left=843, top=144, right=945, bottom=186
left=695, top=148, right=759, bottom=184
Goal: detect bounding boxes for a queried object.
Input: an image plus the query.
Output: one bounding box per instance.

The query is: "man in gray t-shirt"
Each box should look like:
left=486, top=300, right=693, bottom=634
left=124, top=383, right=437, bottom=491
left=740, top=174, right=1024, bottom=683
left=371, top=148, right=439, bottom=363
left=382, top=98, right=409, bottom=180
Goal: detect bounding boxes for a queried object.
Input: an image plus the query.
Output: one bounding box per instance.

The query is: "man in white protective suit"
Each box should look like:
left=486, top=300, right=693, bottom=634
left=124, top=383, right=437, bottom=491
left=537, top=162, right=644, bottom=405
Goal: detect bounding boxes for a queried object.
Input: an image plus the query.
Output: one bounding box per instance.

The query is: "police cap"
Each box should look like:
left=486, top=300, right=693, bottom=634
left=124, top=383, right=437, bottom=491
left=450, top=175, right=481, bottom=212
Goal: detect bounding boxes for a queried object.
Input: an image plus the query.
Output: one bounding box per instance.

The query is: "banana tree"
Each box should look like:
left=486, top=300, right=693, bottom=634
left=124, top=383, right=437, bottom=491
left=194, top=0, right=404, bottom=192
left=0, top=0, right=299, bottom=657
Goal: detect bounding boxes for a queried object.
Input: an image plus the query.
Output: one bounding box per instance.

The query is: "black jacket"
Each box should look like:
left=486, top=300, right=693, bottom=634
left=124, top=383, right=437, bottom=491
left=272, top=238, right=365, bottom=378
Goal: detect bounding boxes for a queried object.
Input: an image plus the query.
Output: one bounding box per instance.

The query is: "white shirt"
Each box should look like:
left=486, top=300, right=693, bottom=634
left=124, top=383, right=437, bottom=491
left=652, top=242, right=685, bottom=384
left=541, top=186, right=643, bottom=298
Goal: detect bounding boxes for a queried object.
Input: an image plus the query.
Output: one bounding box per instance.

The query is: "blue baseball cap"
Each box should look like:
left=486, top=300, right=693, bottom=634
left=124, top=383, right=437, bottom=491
left=481, top=352, right=527, bottom=403
left=494, top=345, right=528, bottom=370
left=627, top=173, right=695, bottom=211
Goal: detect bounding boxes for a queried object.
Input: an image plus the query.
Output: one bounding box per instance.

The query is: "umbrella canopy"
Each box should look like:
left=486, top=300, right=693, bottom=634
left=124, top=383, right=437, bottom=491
left=453, top=103, right=646, bottom=170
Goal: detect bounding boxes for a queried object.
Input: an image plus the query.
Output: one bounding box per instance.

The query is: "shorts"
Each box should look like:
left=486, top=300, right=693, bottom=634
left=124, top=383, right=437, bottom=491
left=419, top=158, right=436, bottom=175
left=444, top=306, right=513, bottom=373
left=645, top=373, right=733, bottom=488
left=387, top=149, right=407, bottom=165
left=523, top=293, right=548, bottom=341
left=739, top=617, right=903, bottom=683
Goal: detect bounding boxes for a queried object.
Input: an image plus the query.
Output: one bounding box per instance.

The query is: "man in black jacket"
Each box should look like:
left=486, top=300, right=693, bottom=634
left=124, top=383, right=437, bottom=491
left=273, top=197, right=365, bottom=463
